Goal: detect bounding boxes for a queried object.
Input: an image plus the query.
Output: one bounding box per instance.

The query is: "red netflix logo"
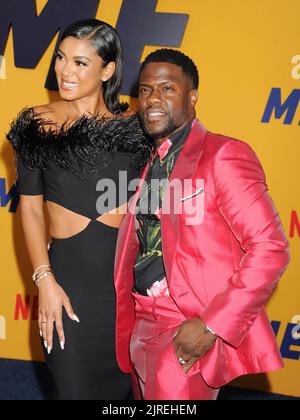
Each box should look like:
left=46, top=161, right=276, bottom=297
left=290, top=210, right=300, bottom=238
left=14, top=294, right=39, bottom=321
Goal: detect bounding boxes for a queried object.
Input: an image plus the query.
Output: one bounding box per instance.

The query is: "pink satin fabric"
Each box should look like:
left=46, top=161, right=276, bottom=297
left=157, top=138, right=172, bottom=161
left=130, top=292, right=220, bottom=400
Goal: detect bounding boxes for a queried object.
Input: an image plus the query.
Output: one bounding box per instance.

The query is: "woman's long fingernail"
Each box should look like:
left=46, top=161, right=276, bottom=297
left=44, top=340, right=47, bottom=349
left=39, top=330, right=43, bottom=337
left=72, top=315, right=80, bottom=323
left=47, top=346, right=52, bottom=355
left=60, top=341, right=65, bottom=351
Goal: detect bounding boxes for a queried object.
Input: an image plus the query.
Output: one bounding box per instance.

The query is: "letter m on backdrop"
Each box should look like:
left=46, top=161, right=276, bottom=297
left=0, top=0, right=100, bottom=80
left=0, top=178, right=19, bottom=213
left=261, top=88, right=300, bottom=125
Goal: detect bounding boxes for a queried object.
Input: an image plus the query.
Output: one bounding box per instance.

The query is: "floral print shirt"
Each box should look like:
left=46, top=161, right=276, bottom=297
left=133, top=121, right=192, bottom=296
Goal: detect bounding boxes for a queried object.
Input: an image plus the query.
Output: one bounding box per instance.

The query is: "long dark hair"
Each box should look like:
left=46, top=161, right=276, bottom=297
left=60, top=19, right=128, bottom=114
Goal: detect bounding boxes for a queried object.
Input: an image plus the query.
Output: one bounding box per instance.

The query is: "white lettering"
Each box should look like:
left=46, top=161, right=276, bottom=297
left=0, top=315, right=6, bottom=340
left=0, top=55, right=6, bottom=80
left=291, top=55, right=300, bottom=80
left=102, top=405, right=136, bottom=417
left=291, top=315, right=300, bottom=340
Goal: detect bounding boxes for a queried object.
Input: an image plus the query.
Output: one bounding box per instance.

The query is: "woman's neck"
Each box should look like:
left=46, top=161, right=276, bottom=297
left=65, top=93, right=112, bottom=119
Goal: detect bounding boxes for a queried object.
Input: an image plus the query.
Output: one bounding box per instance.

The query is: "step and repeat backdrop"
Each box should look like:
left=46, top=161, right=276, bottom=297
left=0, top=0, right=299, bottom=397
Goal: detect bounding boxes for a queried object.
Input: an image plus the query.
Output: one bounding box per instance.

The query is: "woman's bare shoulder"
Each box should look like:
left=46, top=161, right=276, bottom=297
left=32, top=101, right=67, bottom=130
left=32, top=101, right=62, bottom=119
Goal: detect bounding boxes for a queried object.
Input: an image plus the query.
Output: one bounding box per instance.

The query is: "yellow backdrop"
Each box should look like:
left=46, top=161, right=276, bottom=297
left=0, top=0, right=299, bottom=397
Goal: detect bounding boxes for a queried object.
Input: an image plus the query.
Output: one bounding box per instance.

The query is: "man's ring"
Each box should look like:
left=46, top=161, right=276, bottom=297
left=178, top=357, right=187, bottom=365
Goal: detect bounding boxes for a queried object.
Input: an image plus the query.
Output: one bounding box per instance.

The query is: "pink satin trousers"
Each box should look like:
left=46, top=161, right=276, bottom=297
left=130, top=293, right=220, bottom=400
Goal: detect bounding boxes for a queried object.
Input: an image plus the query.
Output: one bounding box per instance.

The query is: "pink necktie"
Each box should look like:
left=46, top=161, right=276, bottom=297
left=157, top=138, right=172, bottom=161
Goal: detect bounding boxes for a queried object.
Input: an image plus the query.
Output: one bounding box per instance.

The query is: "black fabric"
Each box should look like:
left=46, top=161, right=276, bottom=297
left=134, top=121, right=192, bottom=296
left=7, top=108, right=152, bottom=218
left=7, top=107, right=151, bottom=178
left=16, top=160, right=44, bottom=196
left=46, top=221, right=132, bottom=400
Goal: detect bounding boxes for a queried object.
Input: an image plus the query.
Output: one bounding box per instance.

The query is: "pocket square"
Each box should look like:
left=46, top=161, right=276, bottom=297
left=180, top=187, right=204, bottom=202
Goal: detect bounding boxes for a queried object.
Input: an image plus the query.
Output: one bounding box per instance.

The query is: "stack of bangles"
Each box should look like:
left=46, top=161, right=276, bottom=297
left=32, top=265, right=54, bottom=286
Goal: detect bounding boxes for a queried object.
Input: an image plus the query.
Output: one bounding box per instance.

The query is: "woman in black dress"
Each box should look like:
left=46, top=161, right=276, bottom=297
left=7, top=19, right=150, bottom=400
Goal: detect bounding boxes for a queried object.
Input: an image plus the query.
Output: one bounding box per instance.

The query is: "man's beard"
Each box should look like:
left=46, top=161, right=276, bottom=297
left=139, top=114, right=180, bottom=141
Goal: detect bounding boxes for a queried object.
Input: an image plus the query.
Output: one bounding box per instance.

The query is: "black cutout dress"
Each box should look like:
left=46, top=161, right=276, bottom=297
left=7, top=108, right=151, bottom=400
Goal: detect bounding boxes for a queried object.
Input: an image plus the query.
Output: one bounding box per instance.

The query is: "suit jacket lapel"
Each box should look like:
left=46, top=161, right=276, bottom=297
left=161, top=119, right=207, bottom=282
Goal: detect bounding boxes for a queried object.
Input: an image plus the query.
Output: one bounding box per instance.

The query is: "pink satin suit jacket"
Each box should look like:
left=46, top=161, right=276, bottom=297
left=114, top=119, right=290, bottom=388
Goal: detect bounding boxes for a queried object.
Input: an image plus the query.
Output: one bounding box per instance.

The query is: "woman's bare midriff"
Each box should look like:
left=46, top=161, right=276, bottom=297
left=46, top=201, right=128, bottom=239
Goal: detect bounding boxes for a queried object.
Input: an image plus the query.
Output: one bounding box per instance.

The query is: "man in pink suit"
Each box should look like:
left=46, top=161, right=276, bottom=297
left=114, top=49, right=290, bottom=400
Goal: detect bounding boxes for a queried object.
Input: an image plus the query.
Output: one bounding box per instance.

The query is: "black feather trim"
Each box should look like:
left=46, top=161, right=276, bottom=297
left=7, top=108, right=153, bottom=179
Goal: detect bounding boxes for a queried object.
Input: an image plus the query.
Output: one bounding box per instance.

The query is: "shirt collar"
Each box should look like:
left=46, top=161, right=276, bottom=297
left=156, top=119, right=193, bottom=161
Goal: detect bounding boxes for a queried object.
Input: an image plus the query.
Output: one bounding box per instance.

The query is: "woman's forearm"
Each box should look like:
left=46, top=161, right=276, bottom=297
left=19, top=196, right=50, bottom=271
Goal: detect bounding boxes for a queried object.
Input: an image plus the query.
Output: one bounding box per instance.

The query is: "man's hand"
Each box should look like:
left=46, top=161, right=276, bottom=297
left=173, top=317, right=217, bottom=374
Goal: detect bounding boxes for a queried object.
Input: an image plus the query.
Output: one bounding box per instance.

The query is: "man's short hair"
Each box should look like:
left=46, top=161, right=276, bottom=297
left=139, top=48, right=199, bottom=89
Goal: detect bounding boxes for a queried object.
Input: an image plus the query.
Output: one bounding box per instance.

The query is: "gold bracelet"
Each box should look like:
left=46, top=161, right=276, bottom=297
left=35, top=269, right=53, bottom=280
left=33, top=267, right=51, bottom=281
left=32, top=265, right=51, bottom=280
left=34, top=268, right=53, bottom=279
left=33, top=268, right=53, bottom=284
left=34, top=271, right=54, bottom=286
